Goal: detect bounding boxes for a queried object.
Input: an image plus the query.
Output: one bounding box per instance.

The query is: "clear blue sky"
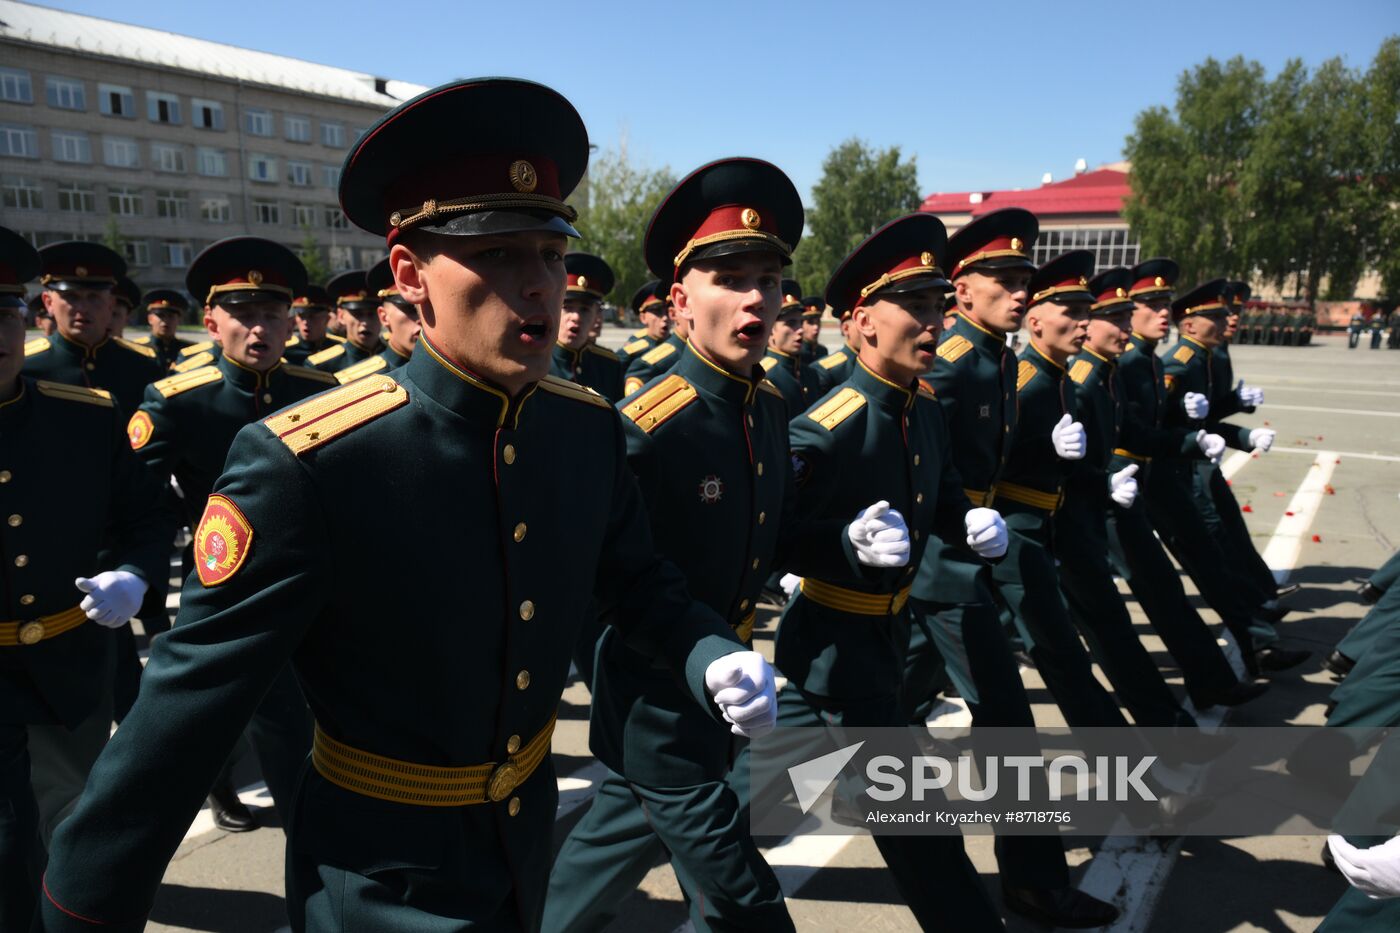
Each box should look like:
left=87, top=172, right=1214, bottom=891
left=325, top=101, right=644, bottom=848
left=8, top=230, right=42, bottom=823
left=35, top=0, right=1399, bottom=202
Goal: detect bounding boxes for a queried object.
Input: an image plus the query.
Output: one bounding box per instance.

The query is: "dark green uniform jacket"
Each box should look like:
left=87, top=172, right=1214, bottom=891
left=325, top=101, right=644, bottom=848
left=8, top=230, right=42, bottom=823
left=22, top=332, right=163, bottom=417
left=0, top=378, right=171, bottom=729
left=994, top=342, right=1076, bottom=521
left=1206, top=342, right=1255, bottom=450
left=1110, top=332, right=1202, bottom=481
left=307, top=338, right=378, bottom=374
left=281, top=333, right=344, bottom=367
left=1064, top=349, right=1119, bottom=520
left=330, top=343, right=413, bottom=385
left=760, top=346, right=822, bottom=417
left=811, top=341, right=857, bottom=388
left=911, top=312, right=1014, bottom=605
left=777, top=361, right=968, bottom=698
left=615, top=333, right=660, bottom=368
left=551, top=342, right=625, bottom=403
left=622, top=332, right=685, bottom=397
left=799, top=339, right=828, bottom=365
left=38, top=337, right=744, bottom=932
left=129, top=334, right=193, bottom=372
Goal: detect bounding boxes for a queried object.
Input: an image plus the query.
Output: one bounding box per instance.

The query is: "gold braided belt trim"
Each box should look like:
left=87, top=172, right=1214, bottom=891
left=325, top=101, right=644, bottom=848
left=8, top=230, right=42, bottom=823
left=800, top=579, right=911, bottom=616
left=312, top=713, right=556, bottom=807
left=963, top=486, right=998, bottom=508
left=1112, top=448, right=1152, bottom=463
left=0, top=605, right=87, bottom=647
left=734, top=610, right=756, bottom=643
left=994, top=481, right=1063, bottom=513
left=388, top=194, right=578, bottom=233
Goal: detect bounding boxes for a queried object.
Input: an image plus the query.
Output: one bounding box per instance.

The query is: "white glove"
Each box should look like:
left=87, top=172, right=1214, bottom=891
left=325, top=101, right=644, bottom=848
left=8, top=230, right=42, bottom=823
left=1109, top=464, right=1140, bottom=509
left=705, top=651, right=778, bottom=738
left=1183, top=391, right=1210, bottom=420
left=75, top=571, right=148, bottom=629
left=1236, top=379, right=1264, bottom=407
left=964, top=508, right=1008, bottom=559
left=1329, top=835, right=1400, bottom=899
left=1050, top=412, right=1087, bottom=461
left=847, top=500, right=910, bottom=568
left=779, top=573, right=800, bottom=597
left=1249, top=428, right=1275, bottom=452
left=1196, top=429, right=1226, bottom=464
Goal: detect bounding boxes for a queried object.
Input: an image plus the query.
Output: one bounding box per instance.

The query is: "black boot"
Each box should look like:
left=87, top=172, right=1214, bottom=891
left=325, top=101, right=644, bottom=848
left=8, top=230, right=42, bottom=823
left=1192, top=679, right=1270, bottom=709
left=208, top=779, right=258, bottom=833
left=1002, top=884, right=1120, bottom=929
left=1255, top=645, right=1311, bottom=673
left=1324, top=650, right=1356, bottom=679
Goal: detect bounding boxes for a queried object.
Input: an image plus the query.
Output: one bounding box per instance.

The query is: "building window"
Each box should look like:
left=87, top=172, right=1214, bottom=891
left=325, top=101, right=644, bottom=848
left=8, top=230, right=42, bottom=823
left=2, top=176, right=42, bottom=210
left=324, top=207, right=349, bottom=230
left=1032, top=227, right=1141, bottom=269
left=247, top=153, right=277, bottom=183
left=146, top=91, right=182, bottom=125
left=190, top=97, right=224, bottom=130
left=98, top=84, right=134, bottom=118
left=52, top=131, right=92, bottom=163
left=287, top=160, right=313, bottom=187
left=103, top=136, right=140, bottom=168
left=321, top=122, right=345, bottom=148
left=292, top=203, right=317, bottom=228
left=108, top=186, right=143, bottom=217
left=123, top=240, right=150, bottom=266
left=252, top=200, right=281, bottom=225
left=45, top=76, right=86, bottom=111
left=321, top=164, right=341, bottom=189
left=200, top=196, right=232, bottom=223
left=155, top=189, right=188, bottom=220
left=243, top=108, right=274, bottom=137
left=360, top=248, right=385, bottom=268
left=151, top=142, right=186, bottom=173
left=329, top=245, right=354, bottom=271
left=196, top=147, right=227, bottom=177
left=162, top=241, right=192, bottom=268
left=56, top=181, right=96, bottom=213
left=0, top=124, right=38, bottom=158
left=285, top=114, right=311, bottom=143
left=0, top=68, right=33, bottom=104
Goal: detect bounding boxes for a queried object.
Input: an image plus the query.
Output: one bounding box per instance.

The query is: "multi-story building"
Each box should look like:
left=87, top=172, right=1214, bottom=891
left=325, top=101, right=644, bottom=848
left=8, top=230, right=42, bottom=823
left=0, top=0, right=427, bottom=302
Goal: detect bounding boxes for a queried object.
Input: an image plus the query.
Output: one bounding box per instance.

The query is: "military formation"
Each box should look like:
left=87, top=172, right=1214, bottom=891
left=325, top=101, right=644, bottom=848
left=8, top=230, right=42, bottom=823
left=0, top=75, right=1395, bottom=933
left=1233, top=298, right=1315, bottom=346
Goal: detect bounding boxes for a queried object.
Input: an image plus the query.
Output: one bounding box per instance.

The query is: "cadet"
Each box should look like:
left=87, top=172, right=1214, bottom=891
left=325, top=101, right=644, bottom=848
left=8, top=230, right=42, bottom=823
left=329, top=258, right=421, bottom=384
left=1348, top=312, right=1364, bottom=349
left=307, top=269, right=383, bottom=373
left=901, top=210, right=1119, bottom=929
left=549, top=157, right=866, bottom=933
left=1371, top=313, right=1385, bottom=349
left=281, top=285, right=344, bottom=366
left=37, top=77, right=776, bottom=933
left=22, top=241, right=163, bottom=416
left=550, top=252, right=624, bottom=401
left=110, top=276, right=140, bottom=339
left=811, top=301, right=861, bottom=386
left=615, top=280, right=669, bottom=367
left=29, top=291, right=54, bottom=335
left=798, top=294, right=827, bottom=362
left=760, top=280, right=822, bottom=416
left=0, top=225, right=172, bottom=930
left=126, top=236, right=338, bottom=829
left=623, top=293, right=690, bottom=396
left=129, top=290, right=193, bottom=372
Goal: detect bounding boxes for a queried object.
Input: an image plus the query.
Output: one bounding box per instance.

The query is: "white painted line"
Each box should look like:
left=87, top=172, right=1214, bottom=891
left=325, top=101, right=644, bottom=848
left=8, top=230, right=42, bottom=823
left=1220, top=450, right=1254, bottom=481
left=1271, top=446, right=1400, bottom=463
left=1251, top=385, right=1400, bottom=399
left=1260, top=451, right=1339, bottom=583
left=1261, top=404, right=1400, bottom=418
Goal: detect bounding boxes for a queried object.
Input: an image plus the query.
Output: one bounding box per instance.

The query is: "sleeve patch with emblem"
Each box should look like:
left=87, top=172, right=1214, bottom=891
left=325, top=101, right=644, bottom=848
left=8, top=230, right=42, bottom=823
left=127, top=410, right=154, bottom=449
left=791, top=452, right=812, bottom=487
left=194, top=494, right=253, bottom=586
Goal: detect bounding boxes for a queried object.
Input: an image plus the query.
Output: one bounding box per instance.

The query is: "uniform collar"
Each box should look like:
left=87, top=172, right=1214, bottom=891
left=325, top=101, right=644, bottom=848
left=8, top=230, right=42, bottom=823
left=1080, top=346, right=1115, bottom=370
left=552, top=342, right=581, bottom=370
left=763, top=345, right=799, bottom=374
left=408, top=334, right=539, bottom=429
left=1027, top=340, right=1066, bottom=374
left=952, top=311, right=1006, bottom=353
left=384, top=343, right=413, bottom=364
left=851, top=358, right=915, bottom=412
left=1180, top=334, right=1211, bottom=357
left=52, top=330, right=109, bottom=360
left=1127, top=331, right=1156, bottom=351
left=0, top=377, right=29, bottom=426
left=219, top=352, right=281, bottom=390
left=675, top=341, right=761, bottom=407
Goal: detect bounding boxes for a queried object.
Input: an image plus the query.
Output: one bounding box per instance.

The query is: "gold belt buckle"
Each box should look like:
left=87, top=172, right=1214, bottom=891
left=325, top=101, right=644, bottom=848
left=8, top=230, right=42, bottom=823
left=18, top=621, right=45, bottom=645
left=487, top=760, right=521, bottom=802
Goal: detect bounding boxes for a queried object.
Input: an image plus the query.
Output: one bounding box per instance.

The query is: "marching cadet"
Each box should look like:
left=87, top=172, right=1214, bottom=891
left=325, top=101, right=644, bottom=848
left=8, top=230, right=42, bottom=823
left=37, top=77, right=777, bottom=933
left=1085, top=269, right=1267, bottom=710
left=549, top=157, right=880, bottom=933
left=760, top=280, right=822, bottom=415
left=110, top=276, right=141, bottom=340
left=753, top=212, right=1015, bottom=931
left=550, top=252, right=624, bottom=401
left=126, top=236, right=337, bottom=830
left=623, top=294, right=689, bottom=396
left=798, top=294, right=828, bottom=363
left=810, top=301, right=861, bottom=386
left=0, top=225, right=172, bottom=930
left=281, top=285, right=344, bottom=366
left=130, top=290, right=193, bottom=372
left=900, top=210, right=1119, bottom=929
left=1371, top=313, right=1385, bottom=349
left=330, top=258, right=421, bottom=384
left=1388, top=311, right=1399, bottom=349
left=22, top=241, right=163, bottom=416
left=29, top=291, right=55, bottom=335
left=1348, top=312, right=1364, bottom=349
left=615, top=280, right=669, bottom=367
left=306, top=269, right=383, bottom=373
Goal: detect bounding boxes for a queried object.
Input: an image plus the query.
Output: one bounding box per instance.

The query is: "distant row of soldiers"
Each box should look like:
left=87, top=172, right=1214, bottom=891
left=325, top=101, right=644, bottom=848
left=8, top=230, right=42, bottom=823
left=1347, top=312, right=1400, bottom=349
left=1233, top=300, right=1315, bottom=346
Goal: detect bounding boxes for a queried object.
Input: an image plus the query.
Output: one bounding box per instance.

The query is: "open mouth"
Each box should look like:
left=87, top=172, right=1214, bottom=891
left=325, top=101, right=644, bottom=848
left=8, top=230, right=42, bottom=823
left=518, top=316, right=549, bottom=345
left=247, top=339, right=269, bottom=354
left=736, top=319, right=766, bottom=344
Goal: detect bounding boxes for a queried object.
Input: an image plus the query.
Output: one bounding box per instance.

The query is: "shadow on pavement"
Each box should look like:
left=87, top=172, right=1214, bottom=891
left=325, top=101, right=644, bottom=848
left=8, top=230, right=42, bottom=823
left=149, top=883, right=287, bottom=932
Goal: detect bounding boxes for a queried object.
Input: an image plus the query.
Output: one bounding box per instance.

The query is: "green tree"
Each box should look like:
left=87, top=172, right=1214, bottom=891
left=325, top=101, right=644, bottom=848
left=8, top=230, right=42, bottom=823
left=793, top=139, right=921, bottom=296
left=297, top=225, right=333, bottom=287
left=571, top=146, right=675, bottom=321
left=101, top=215, right=126, bottom=261
left=1356, top=37, right=1400, bottom=301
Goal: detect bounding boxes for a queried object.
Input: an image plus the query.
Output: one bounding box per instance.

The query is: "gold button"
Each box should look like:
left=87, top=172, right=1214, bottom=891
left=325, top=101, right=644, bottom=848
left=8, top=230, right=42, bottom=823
left=14, top=555, right=27, bottom=567
left=503, top=444, right=517, bottom=465
left=380, top=381, right=395, bottom=393
left=519, top=600, right=535, bottom=621
left=84, top=362, right=96, bottom=371
left=513, top=522, right=527, bottom=542
left=19, top=594, right=35, bottom=606
left=506, top=734, right=521, bottom=754
left=756, top=462, right=764, bottom=476
left=913, top=530, right=922, bottom=540
left=916, top=493, right=924, bottom=505
left=7, top=514, right=20, bottom=527
left=0, top=470, right=11, bottom=483
left=752, top=559, right=760, bottom=570
left=758, top=511, right=766, bottom=525
left=508, top=797, right=521, bottom=817
left=913, top=455, right=921, bottom=466
left=262, top=393, right=273, bottom=403
left=516, top=670, right=530, bottom=690
left=740, top=599, right=750, bottom=611
left=18, top=621, right=44, bottom=645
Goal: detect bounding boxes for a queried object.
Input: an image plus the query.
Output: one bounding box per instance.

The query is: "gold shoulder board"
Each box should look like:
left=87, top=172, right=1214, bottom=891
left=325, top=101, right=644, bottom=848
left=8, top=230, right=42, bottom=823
left=129, top=335, right=151, bottom=345
left=307, top=344, right=346, bottom=366
left=621, top=374, right=697, bottom=433
left=817, top=352, right=849, bottom=370
left=622, top=338, right=651, bottom=355
left=537, top=374, right=611, bottom=409
left=936, top=334, right=973, bottom=363
left=759, top=356, right=778, bottom=372
left=585, top=344, right=619, bottom=362
left=327, top=333, right=347, bottom=344
left=24, top=337, right=49, bottom=357
left=640, top=342, right=677, bottom=365
left=264, top=377, right=408, bottom=457
left=758, top=379, right=784, bottom=399
left=153, top=366, right=223, bottom=398
left=1172, top=345, right=1194, bottom=364
left=1069, top=360, right=1094, bottom=385
left=115, top=337, right=156, bottom=358
left=807, top=386, right=866, bottom=431
left=35, top=380, right=114, bottom=407
left=630, top=328, right=647, bottom=338
left=1016, top=359, right=1038, bottom=392
left=171, top=352, right=214, bottom=373
left=283, top=364, right=338, bottom=384
left=284, top=334, right=302, bottom=348
left=334, top=356, right=389, bottom=385
left=178, top=340, right=214, bottom=358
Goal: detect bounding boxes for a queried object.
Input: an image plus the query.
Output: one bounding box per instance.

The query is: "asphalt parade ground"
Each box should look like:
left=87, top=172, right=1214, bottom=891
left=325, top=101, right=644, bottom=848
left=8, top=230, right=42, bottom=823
left=129, top=329, right=1398, bottom=933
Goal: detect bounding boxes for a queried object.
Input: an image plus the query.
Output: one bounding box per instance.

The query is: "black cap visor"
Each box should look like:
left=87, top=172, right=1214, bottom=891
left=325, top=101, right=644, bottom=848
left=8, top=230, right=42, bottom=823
left=416, top=209, right=579, bottom=240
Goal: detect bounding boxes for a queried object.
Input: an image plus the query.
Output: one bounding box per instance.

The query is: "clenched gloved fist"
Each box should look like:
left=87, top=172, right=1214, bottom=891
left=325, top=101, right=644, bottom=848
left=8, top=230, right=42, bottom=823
left=965, top=507, right=1008, bottom=559
left=848, top=500, right=911, bottom=568
left=1196, top=429, right=1226, bottom=464
left=1236, top=379, right=1265, bottom=407
left=1329, top=835, right=1400, bottom=899
left=705, top=651, right=778, bottom=738
left=1050, top=413, right=1087, bottom=461
left=1249, top=428, right=1275, bottom=452
left=779, top=573, right=800, bottom=597
left=75, top=571, right=148, bottom=629
left=1110, top=464, right=1140, bottom=509
left=1183, top=391, right=1210, bottom=420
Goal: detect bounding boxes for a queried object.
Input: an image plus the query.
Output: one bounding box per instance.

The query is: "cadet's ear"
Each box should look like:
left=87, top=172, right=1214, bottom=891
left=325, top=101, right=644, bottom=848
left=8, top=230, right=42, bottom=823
left=202, top=306, right=219, bottom=340
left=670, top=279, right=693, bottom=324
left=390, top=243, right=427, bottom=306
left=853, top=305, right=877, bottom=340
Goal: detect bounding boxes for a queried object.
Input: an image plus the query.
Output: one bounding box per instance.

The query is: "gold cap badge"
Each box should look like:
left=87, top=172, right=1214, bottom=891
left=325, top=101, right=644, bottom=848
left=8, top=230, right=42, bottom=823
left=1010, top=237, right=1023, bottom=252
left=1154, top=276, right=1165, bottom=287
left=509, top=160, right=538, bottom=193
left=920, top=251, right=934, bottom=267
left=75, top=266, right=88, bottom=277
left=577, top=276, right=588, bottom=288
left=740, top=208, right=761, bottom=230
left=248, top=270, right=263, bottom=286
left=1079, top=276, right=1087, bottom=286
left=1115, top=287, right=1126, bottom=297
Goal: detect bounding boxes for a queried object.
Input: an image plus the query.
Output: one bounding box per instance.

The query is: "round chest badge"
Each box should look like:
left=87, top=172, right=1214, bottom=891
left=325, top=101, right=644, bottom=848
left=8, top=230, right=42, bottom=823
left=698, top=474, right=724, bottom=505
left=194, top=495, right=253, bottom=586
left=126, top=410, right=153, bottom=450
